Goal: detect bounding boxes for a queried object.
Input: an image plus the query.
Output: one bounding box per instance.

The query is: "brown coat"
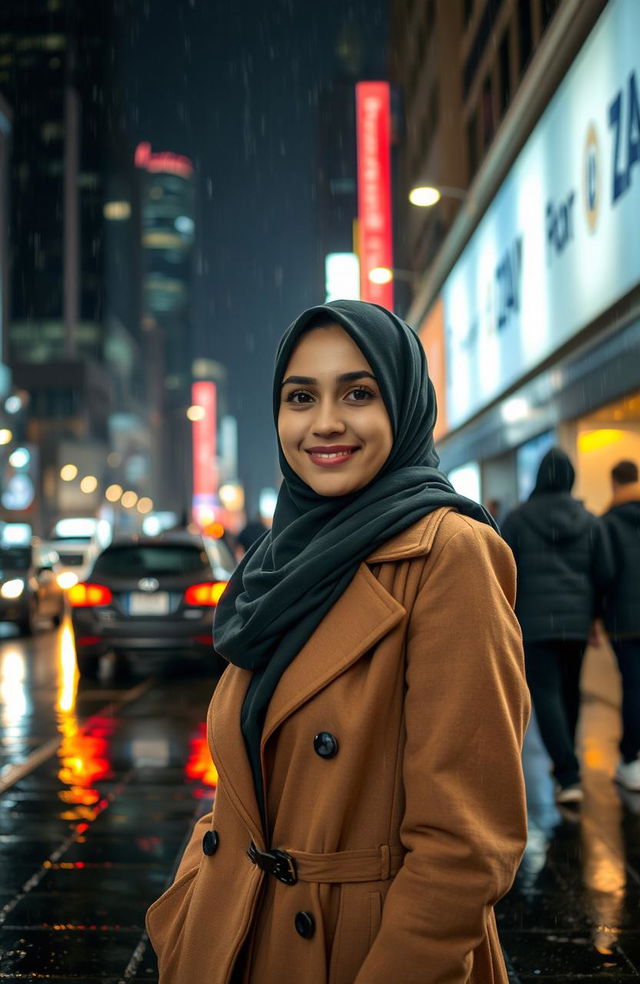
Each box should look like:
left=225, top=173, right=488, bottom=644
left=146, top=508, right=530, bottom=984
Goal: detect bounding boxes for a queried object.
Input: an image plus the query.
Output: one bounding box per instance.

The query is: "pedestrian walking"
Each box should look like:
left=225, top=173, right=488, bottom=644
left=146, top=299, right=530, bottom=984
left=600, top=459, right=640, bottom=792
left=502, top=447, right=610, bottom=807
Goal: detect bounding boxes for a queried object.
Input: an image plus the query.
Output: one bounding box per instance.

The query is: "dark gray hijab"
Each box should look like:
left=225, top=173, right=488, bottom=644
left=214, top=299, right=495, bottom=823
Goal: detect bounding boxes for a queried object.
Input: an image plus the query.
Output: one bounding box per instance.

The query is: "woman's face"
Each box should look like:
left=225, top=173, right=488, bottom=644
left=278, top=324, right=393, bottom=497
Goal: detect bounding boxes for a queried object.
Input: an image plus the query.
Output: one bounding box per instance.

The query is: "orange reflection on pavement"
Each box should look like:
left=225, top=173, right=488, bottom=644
left=56, top=624, right=79, bottom=715
left=186, top=723, right=218, bottom=787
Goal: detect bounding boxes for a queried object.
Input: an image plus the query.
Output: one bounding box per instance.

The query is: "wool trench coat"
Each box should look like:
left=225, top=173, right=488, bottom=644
left=146, top=508, right=530, bottom=984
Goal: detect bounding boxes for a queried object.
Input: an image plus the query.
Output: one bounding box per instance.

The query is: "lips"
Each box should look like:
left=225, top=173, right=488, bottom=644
left=305, top=445, right=360, bottom=467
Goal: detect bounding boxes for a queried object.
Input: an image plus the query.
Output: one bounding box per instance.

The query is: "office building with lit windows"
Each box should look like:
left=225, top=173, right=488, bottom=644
left=137, top=142, right=196, bottom=516
left=0, top=1, right=147, bottom=533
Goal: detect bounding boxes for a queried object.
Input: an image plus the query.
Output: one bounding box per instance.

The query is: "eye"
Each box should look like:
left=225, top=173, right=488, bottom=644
left=284, top=389, right=314, bottom=404
left=346, top=386, right=375, bottom=402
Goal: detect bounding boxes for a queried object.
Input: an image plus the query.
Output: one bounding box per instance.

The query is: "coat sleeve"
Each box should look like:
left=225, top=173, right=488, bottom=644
left=354, top=517, right=530, bottom=984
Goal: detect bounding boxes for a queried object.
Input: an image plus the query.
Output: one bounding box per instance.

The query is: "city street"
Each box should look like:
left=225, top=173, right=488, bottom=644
left=0, top=620, right=218, bottom=982
left=0, top=621, right=638, bottom=983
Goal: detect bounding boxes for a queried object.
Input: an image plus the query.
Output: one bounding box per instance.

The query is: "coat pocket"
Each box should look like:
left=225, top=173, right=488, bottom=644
left=329, top=883, right=386, bottom=984
left=145, top=863, right=200, bottom=965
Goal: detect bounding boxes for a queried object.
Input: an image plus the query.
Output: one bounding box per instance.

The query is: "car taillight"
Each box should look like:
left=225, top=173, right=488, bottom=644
left=184, top=581, right=228, bottom=607
left=68, top=582, right=113, bottom=608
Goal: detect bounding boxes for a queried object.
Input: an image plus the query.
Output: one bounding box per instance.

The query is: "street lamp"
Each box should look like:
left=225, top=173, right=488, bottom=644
left=408, top=184, right=466, bottom=207
left=368, top=267, right=417, bottom=285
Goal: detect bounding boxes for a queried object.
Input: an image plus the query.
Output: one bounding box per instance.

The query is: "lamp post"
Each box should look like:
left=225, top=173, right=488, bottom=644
left=368, top=267, right=418, bottom=286
left=408, top=184, right=467, bottom=207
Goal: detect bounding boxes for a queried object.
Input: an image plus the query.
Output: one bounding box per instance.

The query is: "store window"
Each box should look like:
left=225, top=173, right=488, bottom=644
left=518, top=0, right=533, bottom=76
left=448, top=461, right=481, bottom=503
left=540, top=0, right=559, bottom=33
left=499, top=32, right=511, bottom=114
left=467, top=111, right=478, bottom=178
left=482, top=74, right=494, bottom=147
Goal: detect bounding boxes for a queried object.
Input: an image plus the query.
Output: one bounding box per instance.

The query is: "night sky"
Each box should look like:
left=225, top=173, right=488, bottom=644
left=119, top=0, right=388, bottom=510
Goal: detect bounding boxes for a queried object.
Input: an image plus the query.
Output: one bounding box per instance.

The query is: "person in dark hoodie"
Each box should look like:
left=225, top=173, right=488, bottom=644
left=600, top=459, right=640, bottom=792
left=502, top=447, right=611, bottom=806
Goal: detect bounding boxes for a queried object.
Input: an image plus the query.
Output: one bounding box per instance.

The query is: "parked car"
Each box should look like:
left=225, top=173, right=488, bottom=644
left=69, top=531, right=234, bottom=677
left=0, top=543, right=67, bottom=634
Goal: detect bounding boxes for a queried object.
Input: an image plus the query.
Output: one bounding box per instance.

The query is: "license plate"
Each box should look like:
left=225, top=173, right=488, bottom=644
left=128, top=592, right=170, bottom=616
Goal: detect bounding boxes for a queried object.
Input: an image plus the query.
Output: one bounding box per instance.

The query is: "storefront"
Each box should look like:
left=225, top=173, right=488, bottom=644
left=417, top=0, right=640, bottom=518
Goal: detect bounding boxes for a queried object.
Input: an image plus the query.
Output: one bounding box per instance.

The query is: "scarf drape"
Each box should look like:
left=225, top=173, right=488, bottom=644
left=214, top=299, right=496, bottom=824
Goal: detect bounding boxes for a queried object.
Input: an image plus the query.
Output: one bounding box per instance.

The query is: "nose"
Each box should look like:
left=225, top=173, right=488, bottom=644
left=312, top=399, right=346, bottom=437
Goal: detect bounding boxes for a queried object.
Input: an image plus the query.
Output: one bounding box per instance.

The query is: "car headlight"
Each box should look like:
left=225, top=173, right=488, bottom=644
left=1, top=578, right=25, bottom=599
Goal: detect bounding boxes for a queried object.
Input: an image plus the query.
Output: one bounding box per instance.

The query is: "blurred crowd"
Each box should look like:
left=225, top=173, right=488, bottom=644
left=501, top=450, right=640, bottom=804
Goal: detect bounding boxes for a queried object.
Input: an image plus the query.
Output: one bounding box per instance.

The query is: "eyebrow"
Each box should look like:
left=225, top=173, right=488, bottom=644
left=281, top=371, right=377, bottom=387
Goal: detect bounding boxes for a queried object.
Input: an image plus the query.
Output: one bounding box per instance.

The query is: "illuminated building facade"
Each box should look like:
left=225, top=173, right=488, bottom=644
left=137, top=143, right=195, bottom=516
left=391, top=0, right=640, bottom=516
left=0, top=1, right=146, bottom=533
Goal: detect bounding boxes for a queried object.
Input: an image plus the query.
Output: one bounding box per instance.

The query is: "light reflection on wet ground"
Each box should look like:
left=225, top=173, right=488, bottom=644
left=499, top=641, right=640, bottom=981
left=0, top=626, right=638, bottom=981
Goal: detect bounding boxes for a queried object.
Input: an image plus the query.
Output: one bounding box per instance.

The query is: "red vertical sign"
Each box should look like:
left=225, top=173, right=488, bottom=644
left=356, top=82, right=393, bottom=309
left=191, top=381, right=217, bottom=527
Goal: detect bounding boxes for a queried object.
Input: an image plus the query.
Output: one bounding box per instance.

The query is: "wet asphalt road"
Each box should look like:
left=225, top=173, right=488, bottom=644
left=0, top=619, right=638, bottom=982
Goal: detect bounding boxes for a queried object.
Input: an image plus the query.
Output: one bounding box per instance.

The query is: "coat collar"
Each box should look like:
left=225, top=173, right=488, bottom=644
left=366, top=506, right=453, bottom=562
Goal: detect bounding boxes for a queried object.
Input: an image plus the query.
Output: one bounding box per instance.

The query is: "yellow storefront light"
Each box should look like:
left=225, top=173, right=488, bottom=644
left=577, top=429, right=625, bottom=454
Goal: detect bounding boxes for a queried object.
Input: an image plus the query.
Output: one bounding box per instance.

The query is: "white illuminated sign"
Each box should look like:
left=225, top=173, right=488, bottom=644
left=443, top=0, right=640, bottom=429
left=325, top=253, right=360, bottom=302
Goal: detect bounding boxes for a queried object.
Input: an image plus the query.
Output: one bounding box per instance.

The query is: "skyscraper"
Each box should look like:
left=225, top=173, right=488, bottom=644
left=0, top=0, right=146, bottom=532
left=136, top=141, right=195, bottom=516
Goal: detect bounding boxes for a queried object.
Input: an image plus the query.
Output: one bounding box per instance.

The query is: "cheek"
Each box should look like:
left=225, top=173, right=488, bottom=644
left=277, top=411, right=301, bottom=457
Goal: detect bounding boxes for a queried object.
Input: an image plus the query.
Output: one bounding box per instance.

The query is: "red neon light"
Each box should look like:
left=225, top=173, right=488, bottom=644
left=135, top=141, right=193, bottom=179
left=192, top=381, right=218, bottom=526
left=356, top=82, right=393, bottom=310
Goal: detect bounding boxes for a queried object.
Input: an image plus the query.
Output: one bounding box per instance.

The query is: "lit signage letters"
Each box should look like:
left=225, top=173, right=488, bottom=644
left=546, top=192, right=575, bottom=258
left=496, top=236, right=522, bottom=331
left=608, top=70, right=640, bottom=203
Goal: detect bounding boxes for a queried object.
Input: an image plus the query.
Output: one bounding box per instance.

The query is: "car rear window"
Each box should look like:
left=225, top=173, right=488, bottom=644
left=57, top=552, right=86, bottom=566
left=93, top=545, right=210, bottom=577
left=0, top=547, right=31, bottom=569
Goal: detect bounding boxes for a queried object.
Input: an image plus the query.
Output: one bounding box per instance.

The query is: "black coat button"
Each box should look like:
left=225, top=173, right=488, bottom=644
left=202, top=830, right=219, bottom=856
left=314, top=732, right=339, bottom=758
left=294, top=911, right=315, bottom=939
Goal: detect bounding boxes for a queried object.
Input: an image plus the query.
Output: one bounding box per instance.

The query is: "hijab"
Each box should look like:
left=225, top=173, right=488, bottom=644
left=214, top=299, right=496, bottom=824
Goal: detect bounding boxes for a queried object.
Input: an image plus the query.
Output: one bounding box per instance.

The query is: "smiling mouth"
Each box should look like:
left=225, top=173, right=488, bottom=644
left=305, top=446, right=360, bottom=466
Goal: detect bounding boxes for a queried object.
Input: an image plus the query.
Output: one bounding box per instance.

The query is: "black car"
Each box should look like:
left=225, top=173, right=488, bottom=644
left=69, top=531, right=234, bottom=677
left=0, top=543, right=67, bottom=634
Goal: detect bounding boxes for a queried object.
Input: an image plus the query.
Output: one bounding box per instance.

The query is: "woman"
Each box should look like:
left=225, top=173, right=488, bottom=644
left=146, top=299, right=529, bottom=984
left=501, top=447, right=611, bottom=805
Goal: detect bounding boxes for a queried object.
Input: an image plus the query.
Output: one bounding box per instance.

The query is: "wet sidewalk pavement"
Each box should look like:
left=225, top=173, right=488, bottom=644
left=0, top=627, right=218, bottom=982
left=0, top=629, right=638, bottom=981
left=499, top=641, right=640, bottom=981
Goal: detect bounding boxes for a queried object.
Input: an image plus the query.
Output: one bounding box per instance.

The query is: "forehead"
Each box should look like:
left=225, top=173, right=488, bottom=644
left=284, top=323, right=373, bottom=373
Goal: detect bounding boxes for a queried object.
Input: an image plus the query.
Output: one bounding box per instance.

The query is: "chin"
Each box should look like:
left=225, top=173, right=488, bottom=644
left=305, top=473, right=366, bottom=498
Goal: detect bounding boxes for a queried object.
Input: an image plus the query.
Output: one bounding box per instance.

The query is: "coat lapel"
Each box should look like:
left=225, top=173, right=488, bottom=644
left=210, top=665, right=265, bottom=847
left=261, top=563, right=405, bottom=746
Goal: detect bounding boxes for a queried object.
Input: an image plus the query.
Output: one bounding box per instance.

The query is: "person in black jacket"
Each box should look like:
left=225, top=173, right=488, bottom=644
left=600, top=459, right=640, bottom=792
left=502, top=447, right=611, bottom=805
